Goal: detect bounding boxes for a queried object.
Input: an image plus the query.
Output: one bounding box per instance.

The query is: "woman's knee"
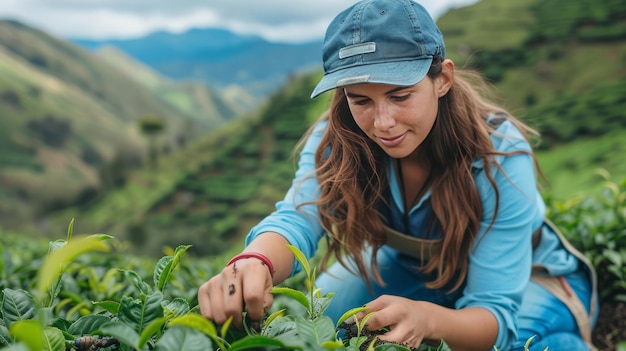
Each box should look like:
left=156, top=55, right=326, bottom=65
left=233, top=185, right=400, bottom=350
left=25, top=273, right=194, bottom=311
left=511, top=332, right=591, bottom=351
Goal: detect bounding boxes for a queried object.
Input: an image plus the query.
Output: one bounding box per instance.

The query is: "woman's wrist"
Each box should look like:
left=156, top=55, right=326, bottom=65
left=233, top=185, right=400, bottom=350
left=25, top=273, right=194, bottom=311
left=226, top=252, right=276, bottom=279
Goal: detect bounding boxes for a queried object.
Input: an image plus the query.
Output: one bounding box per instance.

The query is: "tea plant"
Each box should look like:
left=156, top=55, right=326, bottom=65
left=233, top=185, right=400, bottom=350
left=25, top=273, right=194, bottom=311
left=1, top=174, right=625, bottom=351
left=547, top=174, right=626, bottom=302
left=0, top=220, right=220, bottom=351
left=0, top=224, right=451, bottom=351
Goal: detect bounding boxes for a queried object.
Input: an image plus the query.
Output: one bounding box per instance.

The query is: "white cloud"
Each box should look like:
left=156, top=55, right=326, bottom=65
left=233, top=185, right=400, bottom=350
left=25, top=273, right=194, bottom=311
left=0, top=0, right=479, bottom=42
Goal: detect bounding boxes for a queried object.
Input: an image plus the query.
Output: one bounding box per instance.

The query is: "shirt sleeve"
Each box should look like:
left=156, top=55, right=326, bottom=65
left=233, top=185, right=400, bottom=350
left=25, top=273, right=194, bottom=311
left=245, top=121, right=328, bottom=275
left=455, top=125, right=541, bottom=349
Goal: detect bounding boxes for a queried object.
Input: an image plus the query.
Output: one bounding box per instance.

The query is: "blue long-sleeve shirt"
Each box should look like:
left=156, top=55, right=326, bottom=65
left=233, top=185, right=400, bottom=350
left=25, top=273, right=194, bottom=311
left=246, top=117, right=578, bottom=348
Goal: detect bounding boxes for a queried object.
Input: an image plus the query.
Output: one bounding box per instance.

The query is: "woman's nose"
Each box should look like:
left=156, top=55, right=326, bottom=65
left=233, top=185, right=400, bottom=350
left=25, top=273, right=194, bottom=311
left=373, top=104, right=396, bottom=131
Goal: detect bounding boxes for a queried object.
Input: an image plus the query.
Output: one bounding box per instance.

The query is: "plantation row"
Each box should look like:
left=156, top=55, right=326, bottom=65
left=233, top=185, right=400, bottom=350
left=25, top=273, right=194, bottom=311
left=0, top=176, right=624, bottom=350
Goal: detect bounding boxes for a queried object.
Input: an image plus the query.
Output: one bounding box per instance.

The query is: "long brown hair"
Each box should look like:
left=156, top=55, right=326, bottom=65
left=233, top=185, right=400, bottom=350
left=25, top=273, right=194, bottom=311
left=299, top=58, right=540, bottom=291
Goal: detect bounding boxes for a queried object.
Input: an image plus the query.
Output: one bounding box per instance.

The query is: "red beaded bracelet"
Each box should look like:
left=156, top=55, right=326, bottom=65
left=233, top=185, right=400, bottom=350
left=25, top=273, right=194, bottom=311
left=226, top=252, right=275, bottom=279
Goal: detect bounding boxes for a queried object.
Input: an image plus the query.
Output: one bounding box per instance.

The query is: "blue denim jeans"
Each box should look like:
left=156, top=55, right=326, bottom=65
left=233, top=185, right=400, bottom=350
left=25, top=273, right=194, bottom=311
left=511, top=267, right=598, bottom=351
left=316, top=247, right=463, bottom=324
left=315, top=249, right=597, bottom=351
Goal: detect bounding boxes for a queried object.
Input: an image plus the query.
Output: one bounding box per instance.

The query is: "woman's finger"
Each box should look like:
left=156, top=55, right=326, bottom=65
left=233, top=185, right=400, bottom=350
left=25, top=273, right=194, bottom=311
left=197, top=280, right=214, bottom=320
left=362, top=296, right=398, bottom=330
left=240, top=258, right=274, bottom=323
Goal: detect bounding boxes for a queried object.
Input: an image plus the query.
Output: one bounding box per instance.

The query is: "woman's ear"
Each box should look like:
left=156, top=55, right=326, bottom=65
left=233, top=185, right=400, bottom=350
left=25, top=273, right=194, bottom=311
left=436, top=59, right=455, bottom=97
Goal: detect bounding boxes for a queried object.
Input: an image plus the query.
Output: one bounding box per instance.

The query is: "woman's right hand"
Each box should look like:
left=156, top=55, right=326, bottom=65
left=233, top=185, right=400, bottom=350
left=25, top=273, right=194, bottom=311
left=197, top=256, right=274, bottom=330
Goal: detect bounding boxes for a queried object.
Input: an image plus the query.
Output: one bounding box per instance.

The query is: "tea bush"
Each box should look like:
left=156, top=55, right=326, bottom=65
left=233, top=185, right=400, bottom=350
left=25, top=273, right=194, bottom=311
left=0, top=177, right=625, bottom=350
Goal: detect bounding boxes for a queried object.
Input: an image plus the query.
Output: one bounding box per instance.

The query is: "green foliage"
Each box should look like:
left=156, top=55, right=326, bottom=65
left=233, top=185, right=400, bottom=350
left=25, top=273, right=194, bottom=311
left=139, top=114, right=168, bottom=169
left=525, top=80, right=626, bottom=148
left=138, top=115, right=166, bottom=136
left=536, top=132, right=626, bottom=200
left=439, top=0, right=626, bottom=141
left=528, top=0, right=626, bottom=42
left=0, top=223, right=455, bottom=351
left=2, top=180, right=626, bottom=350
left=0, top=221, right=206, bottom=351
left=547, top=175, right=626, bottom=302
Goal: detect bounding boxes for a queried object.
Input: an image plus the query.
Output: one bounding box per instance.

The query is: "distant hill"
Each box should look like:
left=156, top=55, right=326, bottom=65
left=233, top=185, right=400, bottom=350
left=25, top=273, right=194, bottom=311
left=93, top=46, right=250, bottom=121
left=71, top=27, right=324, bottom=98
left=47, top=72, right=330, bottom=256
left=438, top=0, right=626, bottom=134
left=436, top=0, right=626, bottom=194
left=0, top=20, right=239, bottom=229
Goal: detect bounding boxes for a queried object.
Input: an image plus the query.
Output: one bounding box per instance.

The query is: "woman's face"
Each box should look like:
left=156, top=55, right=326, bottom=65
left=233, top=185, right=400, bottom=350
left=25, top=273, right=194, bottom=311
left=344, top=60, right=454, bottom=159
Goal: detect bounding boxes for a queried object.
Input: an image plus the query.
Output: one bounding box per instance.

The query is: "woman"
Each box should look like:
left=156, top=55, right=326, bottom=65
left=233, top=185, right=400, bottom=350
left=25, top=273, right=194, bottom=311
left=198, top=0, right=598, bottom=350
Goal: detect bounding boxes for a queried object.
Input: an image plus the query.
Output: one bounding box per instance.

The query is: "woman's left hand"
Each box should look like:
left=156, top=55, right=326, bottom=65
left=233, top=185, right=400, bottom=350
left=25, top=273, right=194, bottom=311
left=356, top=295, right=432, bottom=348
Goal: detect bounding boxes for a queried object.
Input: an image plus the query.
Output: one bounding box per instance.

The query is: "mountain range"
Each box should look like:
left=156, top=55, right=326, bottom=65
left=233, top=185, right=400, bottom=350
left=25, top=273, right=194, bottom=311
left=72, top=28, right=324, bottom=98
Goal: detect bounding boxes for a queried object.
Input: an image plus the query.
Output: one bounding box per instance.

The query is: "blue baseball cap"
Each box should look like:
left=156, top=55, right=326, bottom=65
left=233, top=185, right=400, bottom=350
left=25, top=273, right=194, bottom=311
left=311, top=0, right=446, bottom=99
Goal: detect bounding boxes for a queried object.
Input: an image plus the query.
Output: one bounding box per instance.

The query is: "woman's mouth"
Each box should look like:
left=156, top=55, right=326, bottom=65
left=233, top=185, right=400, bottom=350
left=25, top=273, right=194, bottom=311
left=378, top=133, right=406, bottom=147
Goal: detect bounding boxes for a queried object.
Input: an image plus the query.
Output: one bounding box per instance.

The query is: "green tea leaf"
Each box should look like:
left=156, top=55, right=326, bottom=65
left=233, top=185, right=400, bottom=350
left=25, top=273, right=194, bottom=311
left=119, top=269, right=152, bottom=295
left=220, top=316, right=233, bottom=339
left=286, top=244, right=310, bottom=278
left=66, top=218, right=75, bottom=242
left=47, top=240, right=65, bottom=254
left=118, top=291, right=164, bottom=334
left=271, top=287, right=310, bottom=310
left=229, top=335, right=297, bottom=351
left=154, top=245, right=191, bottom=292
left=169, top=313, right=218, bottom=339
left=321, top=340, right=345, bottom=349
left=154, top=325, right=212, bottom=351
left=311, top=294, right=334, bottom=319
left=263, top=309, right=286, bottom=332
left=293, top=316, right=335, bottom=346
left=92, top=300, right=120, bottom=314
left=603, top=249, right=623, bottom=267
left=42, top=327, right=65, bottom=351
left=0, top=324, right=11, bottom=346
left=36, top=236, right=109, bottom=297
left=139, top=316, right=170, bottom=348
left=68, top=315, right=112, bottom=335
left=142, top=291, right=165, bottom=330
left=1, top=289, right=37, bottom=329
left=9, top=320, right=43, bottom=351
left=65, top=301, right=90, bottom=321
left=336, top=306, right=368, bottom=329
left=154, top=256, right=173, bottom=291
left=262, top=315, right=297, bottom=338
left=95, top=321, right=140, bottom=349
left=359, top=312, right=376, bottom=329
left=436, top=339, right=452, bottom=351
left=162, top=298, right=190, bottom=318
left=86, top=234, right=115, bottom=241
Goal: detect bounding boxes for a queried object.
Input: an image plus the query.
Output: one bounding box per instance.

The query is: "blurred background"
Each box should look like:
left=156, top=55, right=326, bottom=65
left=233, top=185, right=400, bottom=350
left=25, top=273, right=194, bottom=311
left=0, top=0, right=624, bottom=258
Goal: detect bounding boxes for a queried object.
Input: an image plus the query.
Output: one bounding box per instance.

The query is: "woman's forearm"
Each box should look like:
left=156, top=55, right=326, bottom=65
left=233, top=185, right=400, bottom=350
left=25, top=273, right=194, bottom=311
left=421, top=302, right=498, bottom=351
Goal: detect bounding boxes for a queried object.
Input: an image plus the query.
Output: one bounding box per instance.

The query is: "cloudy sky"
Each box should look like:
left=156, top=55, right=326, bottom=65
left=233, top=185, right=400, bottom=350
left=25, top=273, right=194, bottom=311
left=0, top=0, right=478, bottom=42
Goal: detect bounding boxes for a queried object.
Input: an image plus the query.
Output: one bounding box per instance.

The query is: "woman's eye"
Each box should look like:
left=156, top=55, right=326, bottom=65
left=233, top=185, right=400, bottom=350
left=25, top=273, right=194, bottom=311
left=391, top=94, right=410, bottom=102
left=351, top=99, right=370, bottom=106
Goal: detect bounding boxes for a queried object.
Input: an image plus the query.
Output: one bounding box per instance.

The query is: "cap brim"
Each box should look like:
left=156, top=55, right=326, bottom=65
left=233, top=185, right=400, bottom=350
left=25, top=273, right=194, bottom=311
left=310, top=58, right=433, bottom=99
